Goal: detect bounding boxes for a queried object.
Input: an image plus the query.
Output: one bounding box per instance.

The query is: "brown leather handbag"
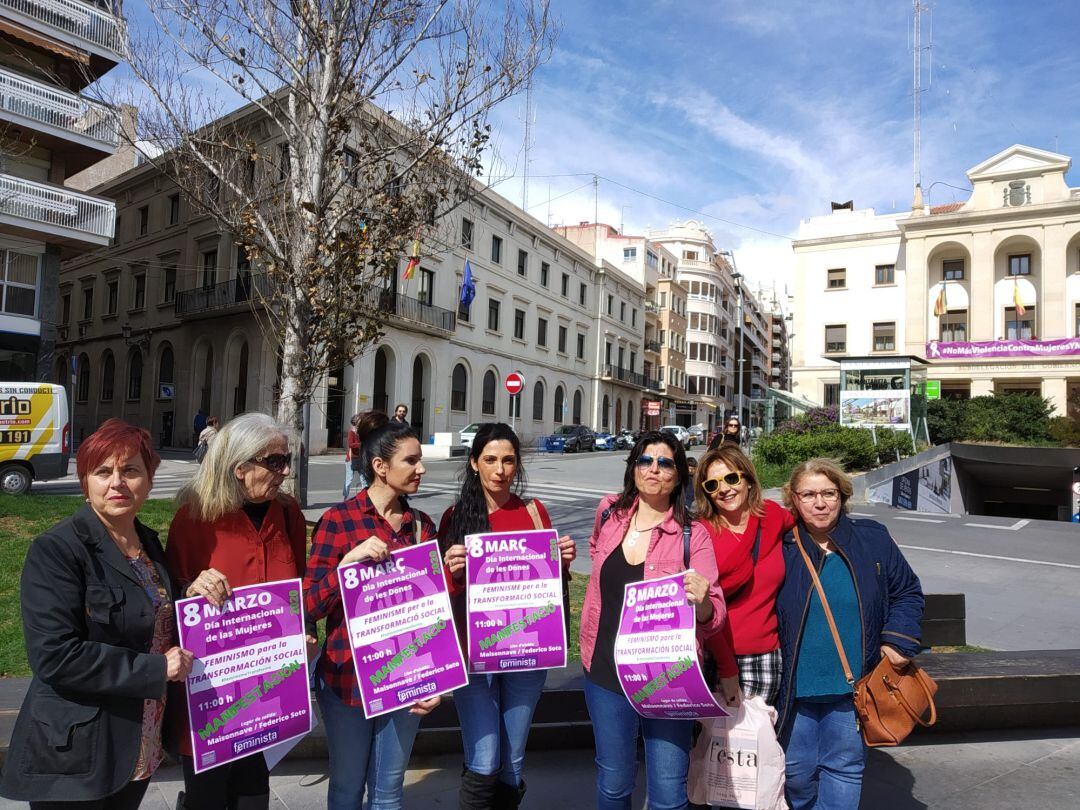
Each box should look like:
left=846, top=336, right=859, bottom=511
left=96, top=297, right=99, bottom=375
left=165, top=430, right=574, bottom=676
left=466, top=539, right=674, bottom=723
left=794, top=528, right=938, bottom=747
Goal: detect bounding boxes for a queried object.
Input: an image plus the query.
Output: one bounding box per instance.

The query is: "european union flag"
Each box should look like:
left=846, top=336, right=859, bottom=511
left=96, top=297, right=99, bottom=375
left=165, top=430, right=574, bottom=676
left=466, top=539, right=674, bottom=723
left=460, top=258, right=476, bottom=313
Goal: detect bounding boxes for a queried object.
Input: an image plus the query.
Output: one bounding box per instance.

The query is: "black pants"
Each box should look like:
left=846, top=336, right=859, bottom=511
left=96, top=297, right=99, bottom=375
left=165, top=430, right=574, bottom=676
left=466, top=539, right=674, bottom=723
left=180, top=754, right=270, bottom=810
left=30, top=778, right=150, bottom=809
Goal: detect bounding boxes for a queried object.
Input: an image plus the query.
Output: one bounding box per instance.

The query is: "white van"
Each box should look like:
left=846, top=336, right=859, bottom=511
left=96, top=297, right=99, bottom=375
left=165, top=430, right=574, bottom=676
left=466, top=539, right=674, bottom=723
left=0, top=382, right=70, bottom=495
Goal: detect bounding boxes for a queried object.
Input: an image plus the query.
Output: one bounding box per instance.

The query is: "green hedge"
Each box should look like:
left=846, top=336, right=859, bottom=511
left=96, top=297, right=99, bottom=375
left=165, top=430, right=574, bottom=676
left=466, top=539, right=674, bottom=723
left=927, top=394, right=1054, bottom=444
left=752, top=423, right=914, bottom=472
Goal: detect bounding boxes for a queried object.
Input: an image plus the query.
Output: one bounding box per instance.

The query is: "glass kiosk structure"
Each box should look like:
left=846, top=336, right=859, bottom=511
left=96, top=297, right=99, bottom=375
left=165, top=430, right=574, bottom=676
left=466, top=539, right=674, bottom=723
left=834, top=356, right=928, bottom=446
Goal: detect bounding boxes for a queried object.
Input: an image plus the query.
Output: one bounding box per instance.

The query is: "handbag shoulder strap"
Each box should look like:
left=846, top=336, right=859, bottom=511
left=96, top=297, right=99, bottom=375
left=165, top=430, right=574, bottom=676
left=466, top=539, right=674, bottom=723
left=794, top=526, right=855, bottom=687
left=525, top=499, right=544, bottom=530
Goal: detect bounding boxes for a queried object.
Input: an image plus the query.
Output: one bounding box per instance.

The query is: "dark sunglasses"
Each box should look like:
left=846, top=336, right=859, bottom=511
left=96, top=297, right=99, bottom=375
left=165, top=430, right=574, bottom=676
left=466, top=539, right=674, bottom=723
left=250, top=452, right=292, bottom=473
left=635, top=454, right=677, bottom=471
left=726, top=422, right=740, bottom=428
left=701, top=472, right=746, bottom=493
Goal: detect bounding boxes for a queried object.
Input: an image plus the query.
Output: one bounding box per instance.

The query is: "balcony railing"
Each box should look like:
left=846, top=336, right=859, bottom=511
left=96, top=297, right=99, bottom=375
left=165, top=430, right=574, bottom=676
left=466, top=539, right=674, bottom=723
left=645, top=377, right=663, bottom=391
left=378, top=290, right=456, bottom=333
left=0, top=0, right=125, bottom=58
left=645, top=340, right=661, bottom=353
left=0, top=66, right=119, bottom=147
left=602, top=364, right=648, bottom=388
left=0, top=172, right=113, bottom=238
left=175, top=273, right=270, bottom=317
left=645, top=301, right=660, bottom=314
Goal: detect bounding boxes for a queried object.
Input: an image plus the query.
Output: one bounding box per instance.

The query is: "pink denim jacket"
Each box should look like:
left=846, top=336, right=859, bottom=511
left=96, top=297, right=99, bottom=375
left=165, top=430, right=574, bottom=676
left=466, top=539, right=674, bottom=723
left=579, top=494, right=727, bottom=672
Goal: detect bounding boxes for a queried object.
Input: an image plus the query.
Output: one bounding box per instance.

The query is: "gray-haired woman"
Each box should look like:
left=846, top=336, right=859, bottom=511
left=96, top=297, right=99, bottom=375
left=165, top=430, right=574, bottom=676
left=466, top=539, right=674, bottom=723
left=165, top=412, right=313, bottom=810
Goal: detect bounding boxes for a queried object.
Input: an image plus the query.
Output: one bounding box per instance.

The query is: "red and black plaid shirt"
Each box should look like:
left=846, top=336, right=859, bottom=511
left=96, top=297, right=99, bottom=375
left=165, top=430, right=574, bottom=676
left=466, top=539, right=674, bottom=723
left=304, top=489, right=436, bottom=706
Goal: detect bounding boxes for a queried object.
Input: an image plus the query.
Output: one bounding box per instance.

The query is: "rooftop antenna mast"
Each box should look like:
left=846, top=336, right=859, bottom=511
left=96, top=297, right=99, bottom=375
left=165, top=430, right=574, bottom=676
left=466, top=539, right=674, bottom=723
left=912, top=0, right=932, bottom=210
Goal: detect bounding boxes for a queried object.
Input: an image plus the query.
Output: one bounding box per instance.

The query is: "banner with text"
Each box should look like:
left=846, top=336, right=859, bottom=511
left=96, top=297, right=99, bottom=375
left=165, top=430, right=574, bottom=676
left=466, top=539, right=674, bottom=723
left=615, top=573, right=728, bottom=719
left=465, top=529, right=567, bottom=673
left=177, top=579, right=312, bottom=774
left=340, top=540, right=468, bottom=718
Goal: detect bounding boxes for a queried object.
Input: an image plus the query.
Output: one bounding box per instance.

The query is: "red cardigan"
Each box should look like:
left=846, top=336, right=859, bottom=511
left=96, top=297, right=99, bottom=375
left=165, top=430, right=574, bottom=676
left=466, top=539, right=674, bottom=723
left=704, top=499, right=796, bottom=678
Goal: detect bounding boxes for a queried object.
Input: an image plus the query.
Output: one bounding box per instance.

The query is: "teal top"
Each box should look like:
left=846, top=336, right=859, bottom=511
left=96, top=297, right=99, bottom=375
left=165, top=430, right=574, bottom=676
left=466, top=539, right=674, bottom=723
left=795, top=552, right=862, bottom=700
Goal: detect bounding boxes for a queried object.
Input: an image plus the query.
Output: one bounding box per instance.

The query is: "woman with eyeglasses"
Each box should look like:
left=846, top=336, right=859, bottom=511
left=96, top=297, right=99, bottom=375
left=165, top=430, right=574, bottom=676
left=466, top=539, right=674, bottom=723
left=439, top=423, right=576, bottom=809
left=709, top=416, right=742, bottom=450
left=165, top=412, right=312, bottom=810
left=304, top=420, right=441, bottom=809
left=776, top=458, right=923, bottom=810
left=693, top=444, right=795, bottom=710
left=580, top=430, right=726, bottom=810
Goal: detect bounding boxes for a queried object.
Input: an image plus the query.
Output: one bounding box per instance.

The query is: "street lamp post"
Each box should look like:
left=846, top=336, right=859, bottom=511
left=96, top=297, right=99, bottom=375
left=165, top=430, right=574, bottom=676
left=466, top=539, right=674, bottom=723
left=732, top=272, right=745, bottom=428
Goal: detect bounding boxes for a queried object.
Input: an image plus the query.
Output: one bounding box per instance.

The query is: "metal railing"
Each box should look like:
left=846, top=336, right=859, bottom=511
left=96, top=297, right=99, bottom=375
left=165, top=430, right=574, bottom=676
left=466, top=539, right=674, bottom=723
left=645, top=340, right=661, bottom=353
left=644, top=301, right=660, bottom=314
left=0, top=172, right=114, bottom=237
left=0, top=66, right=118, bottom=147
left=175, top=273, right=270, bottom=317
left=379, top=290, right=456, bottom=333
left=602, top=364, right=648, bottom=388
left=0, top=0, right=125, bottom=57
left=645, top=377, right=663, bottom=391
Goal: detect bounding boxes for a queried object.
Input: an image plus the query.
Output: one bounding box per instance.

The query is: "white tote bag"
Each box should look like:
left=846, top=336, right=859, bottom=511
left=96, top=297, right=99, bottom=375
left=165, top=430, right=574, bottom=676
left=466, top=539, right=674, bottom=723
left=687, top=696, right=788, bottom=810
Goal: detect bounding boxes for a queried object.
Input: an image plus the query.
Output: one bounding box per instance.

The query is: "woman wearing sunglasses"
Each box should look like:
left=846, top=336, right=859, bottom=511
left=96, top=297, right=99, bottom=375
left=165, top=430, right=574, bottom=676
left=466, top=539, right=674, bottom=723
left=165, top=412, right=312, bottom=810
left=580, top=430, right=726, bottom=810
left=693, top=444, right=795, bottom=710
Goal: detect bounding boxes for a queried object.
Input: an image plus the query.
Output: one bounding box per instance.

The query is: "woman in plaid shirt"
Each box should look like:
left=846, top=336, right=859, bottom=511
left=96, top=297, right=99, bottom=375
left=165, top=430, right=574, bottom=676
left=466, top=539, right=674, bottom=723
left=304, top=421, right=440, bottom=810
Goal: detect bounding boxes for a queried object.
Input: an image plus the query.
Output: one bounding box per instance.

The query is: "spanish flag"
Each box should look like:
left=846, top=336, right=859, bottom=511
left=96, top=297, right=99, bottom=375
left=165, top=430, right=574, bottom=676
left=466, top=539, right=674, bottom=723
left=402, top=231, right=421, bottom=280
left=1013, top=281, right=1026, bottom=317
left=933, top=285, right=947, bottom=317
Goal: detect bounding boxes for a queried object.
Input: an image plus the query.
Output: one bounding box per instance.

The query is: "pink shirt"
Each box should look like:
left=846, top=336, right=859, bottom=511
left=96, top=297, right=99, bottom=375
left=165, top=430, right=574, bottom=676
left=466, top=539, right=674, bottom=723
left=578, top=494, right=727, bottom=672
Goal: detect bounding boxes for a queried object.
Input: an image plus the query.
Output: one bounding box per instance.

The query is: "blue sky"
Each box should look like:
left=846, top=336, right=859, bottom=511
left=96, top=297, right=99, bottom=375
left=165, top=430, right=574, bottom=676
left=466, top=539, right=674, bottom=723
left=480, top=0, right=1080, bottom=290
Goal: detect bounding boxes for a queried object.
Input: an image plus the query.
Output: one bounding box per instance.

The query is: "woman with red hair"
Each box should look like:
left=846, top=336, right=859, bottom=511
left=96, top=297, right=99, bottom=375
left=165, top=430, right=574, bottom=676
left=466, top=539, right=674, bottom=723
left=1, top=419, right=193, bottom=809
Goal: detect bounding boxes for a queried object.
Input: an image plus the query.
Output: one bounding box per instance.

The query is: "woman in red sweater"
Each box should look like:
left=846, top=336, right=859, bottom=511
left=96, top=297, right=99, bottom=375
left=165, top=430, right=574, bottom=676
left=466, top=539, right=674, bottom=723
left=694, top=443, right=795, bottom=708
left=440, top=423, right=576, bottom=810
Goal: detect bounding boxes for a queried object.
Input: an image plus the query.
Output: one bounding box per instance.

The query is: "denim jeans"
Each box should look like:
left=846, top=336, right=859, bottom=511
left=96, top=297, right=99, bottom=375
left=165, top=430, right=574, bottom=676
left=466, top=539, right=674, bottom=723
left=782, top=698, right=866, bottom=810
left=583, top=677, right=694, bottom=810
left=343, top=460, right=354, bottom=499
left=316, top=675, right=422, bottom=810
left=454, top=669, right=547, bottom=785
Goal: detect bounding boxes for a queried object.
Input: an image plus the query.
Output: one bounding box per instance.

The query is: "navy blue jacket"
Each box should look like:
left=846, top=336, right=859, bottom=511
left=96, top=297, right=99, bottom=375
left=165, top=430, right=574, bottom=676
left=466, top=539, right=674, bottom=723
left=775, top=513, right=924, bottom=735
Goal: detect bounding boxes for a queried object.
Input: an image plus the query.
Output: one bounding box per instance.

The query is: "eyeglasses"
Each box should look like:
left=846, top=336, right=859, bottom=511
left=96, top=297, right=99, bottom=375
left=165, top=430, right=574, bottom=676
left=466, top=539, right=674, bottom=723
left=726, top=422, right=740, bottom=428
left=702, top=472, right=746, bottom=494
left=795, top=489, right=841, bottom=504
left=635, top=454, right=677, bottom=473
left=250, top=453, right=292, bottom=473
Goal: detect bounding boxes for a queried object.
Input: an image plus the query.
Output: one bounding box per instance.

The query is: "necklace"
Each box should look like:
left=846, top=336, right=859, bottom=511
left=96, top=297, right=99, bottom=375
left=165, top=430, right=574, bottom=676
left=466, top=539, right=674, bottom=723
left=626, top=512, right=657, bottom=548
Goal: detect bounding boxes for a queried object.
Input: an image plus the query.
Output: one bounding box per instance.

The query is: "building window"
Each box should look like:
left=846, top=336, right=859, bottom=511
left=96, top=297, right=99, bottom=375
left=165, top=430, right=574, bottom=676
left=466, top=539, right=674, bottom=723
left=158, top=346, right=174, bottom=397
left=491, top=235, right=502, bottom=264
left=605, top=341, right=612, bottom=365
left=619, top=301, right=626, bottom=322
left=138, top=205, right=149, bottom=236
left=875, top=264, right=895, bottom=285
left=61, top=292, right=70, bottom=324
left=554, top=386, right=564, bottom=423
left=75, top=354, right=90, bottom=402
left=461, top=218, right=473, bottom=250
left=0, top=251, right=39, bottom=317
left=824, top=383, right=840, bottom=407
left=631, top=308, right=637, bottom=327
left=532, top=382, right=544, bottom=420
left=278, top=143, right=291, bottom=180
left=827, top=268, right=846, bottom=289
left=558, top=325, right=567, bottom=354
left=1005, top=305, right=1035, bottom=339
left=451, top=363, right=467, bottom=411
left=418, top=269, right=434, bottom=306
left=1008, top=254, right=1031, bottom=276
left=825, top=324, right=846, bottom=354
left=579, top=283, right=587, bottom=306
left=100, top=351, right=114, bottom=401
left=82, top=286, right=94, bottom=320
left=132, top=273, right=146, bottom=310
left=572, top=389, right=583, bottom=424
left=940, top=310, right=967, bottom=342
left=606, top=294, right=613, bottom=315
left=487, top=299, right=500, bottom=332
left=168, top=194, right=180, bottom=225
left=561, top=273, right=569, bottom=297
left=482, top=370, right=496, bottom=415
left=341, top=149, right=359, bottom=186
left=540, top=262, right=549, bottom=287
left=201, top=249, right=217, bottom=288
left=517, top=249, right=528, bottom=277
left=576, top=333, right=585, bottom=359
left=873, top=321, right=896, bottom=352
left=127, top=351, right=143, bottom=400
left=537, top=317, right=547, bottom=347
left=458, top=292, right=471, bottom=323
left=943, top=259, right=965, bottom=281
left=623, top=247, right=636, bottom=262
left=162, top=265, right=176, bottom=303
left=106, top=279, right=119, bottom=315
left=683, top=250, right=698, bottom=261
left=602, top=395, right=610, bottom=429
left=514, top=307, right=525, bottom=340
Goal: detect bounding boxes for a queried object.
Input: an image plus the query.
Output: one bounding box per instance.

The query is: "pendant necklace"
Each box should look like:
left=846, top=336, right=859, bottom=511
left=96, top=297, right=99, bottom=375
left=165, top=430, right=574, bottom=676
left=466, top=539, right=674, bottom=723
left=627, top=514, right=646, bottom=548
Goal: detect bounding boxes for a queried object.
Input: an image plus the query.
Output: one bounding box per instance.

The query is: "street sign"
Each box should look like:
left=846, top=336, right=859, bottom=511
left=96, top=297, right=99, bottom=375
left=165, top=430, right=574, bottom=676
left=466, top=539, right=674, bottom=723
left=645, top=400, right=661, bottom=416
left=926, top=380, right=941, bottom=400
left=504, top=372, right=524, bottom=396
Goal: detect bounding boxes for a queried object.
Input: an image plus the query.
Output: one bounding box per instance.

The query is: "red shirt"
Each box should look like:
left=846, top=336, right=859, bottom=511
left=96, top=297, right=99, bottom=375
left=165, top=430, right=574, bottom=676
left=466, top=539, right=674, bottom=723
left=164, top=495, right=308, bottom=754
left=704, top=499, right=796, bottom=678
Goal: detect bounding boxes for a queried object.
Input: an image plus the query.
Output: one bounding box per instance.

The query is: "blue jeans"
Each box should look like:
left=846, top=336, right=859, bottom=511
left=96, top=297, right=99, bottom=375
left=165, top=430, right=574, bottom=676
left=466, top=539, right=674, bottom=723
left=343, top=460, right=354, bottom=498
left=316, top=675, right=422, bottom=810
left=583, top=677, right=694, bottom=810
left=782, top=698, right=866, bottom=810
left=454, top=669, right=547, bottom=785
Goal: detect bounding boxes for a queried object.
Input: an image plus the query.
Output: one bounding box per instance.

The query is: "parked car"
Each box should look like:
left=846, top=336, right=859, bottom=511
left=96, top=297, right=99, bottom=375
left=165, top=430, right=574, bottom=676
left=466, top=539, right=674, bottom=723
left=687, top=423, right=706, bottom=446
left=660, top=424, right=691, bottom=449
left=460, top=423, right=481, bottom=448
left=594, top=432, right=614, bottom=450
left=614, top=429, right=637, bottom=450
left=549, top=424, right=596, bottom=453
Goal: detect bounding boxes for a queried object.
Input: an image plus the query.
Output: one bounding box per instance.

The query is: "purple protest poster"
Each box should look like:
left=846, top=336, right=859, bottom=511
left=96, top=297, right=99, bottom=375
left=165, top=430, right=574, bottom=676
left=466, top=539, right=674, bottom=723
left=340, top=539, right=468, bottom=718
left=176, top=578, right=313, bottom=774
left=465, top=529, right=567, bottom=673
left=614, top=573, right=728, bottom=719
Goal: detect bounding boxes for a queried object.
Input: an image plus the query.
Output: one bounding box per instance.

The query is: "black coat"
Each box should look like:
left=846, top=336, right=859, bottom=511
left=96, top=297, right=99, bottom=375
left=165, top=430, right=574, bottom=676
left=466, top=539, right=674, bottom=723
left=0, top=505, right=175, bottom=802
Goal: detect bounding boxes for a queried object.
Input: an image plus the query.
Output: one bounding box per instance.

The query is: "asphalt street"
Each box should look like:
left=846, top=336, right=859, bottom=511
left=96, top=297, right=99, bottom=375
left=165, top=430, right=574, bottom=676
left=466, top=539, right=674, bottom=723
left=27, top=447, right=1080, bottom=651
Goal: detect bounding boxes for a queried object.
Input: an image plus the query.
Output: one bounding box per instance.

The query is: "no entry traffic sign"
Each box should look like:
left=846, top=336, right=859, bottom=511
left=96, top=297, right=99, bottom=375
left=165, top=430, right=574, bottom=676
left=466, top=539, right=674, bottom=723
left=505, top=372, right=524, bottom=396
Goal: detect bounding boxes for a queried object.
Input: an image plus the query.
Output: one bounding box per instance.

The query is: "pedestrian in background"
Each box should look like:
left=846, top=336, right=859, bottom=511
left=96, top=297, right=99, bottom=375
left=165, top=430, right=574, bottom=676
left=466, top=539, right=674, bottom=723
left=392, top=403, right=409, bottom=424
left=193, top=408, right=207, bottom=447
left=777, top=458, right=924, bottom=810
left=343, top=413, right=361, bottom=498
left=709, top=416, right=742, bottom=450
left=194, top=416, right=220, bottom=464
left=439, top=423, right=576, bottom=809
left=684, top=456, right=698, bottom=515
left=342, top=411, right=390, bottom=498
left=304, top=421, right=440, bottom=809
left=580, top=430, right=726, bottom=810
left=166, top=413, right=312, bottom=810
left=1, top=419, right=193, bottom=809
